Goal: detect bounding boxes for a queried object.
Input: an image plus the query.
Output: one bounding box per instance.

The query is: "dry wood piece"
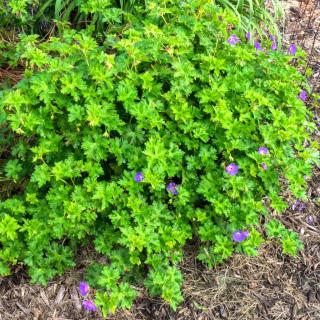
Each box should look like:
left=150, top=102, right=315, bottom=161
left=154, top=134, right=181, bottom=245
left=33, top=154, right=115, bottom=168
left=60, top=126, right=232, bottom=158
left=54, top=286, right=66, bottom=305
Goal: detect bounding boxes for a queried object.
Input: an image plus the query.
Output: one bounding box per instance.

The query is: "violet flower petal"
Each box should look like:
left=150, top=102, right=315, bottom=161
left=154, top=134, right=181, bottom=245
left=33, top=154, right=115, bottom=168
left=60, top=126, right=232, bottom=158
left=254, top=41, right=262, bottom=51
left=228, top=35, right=240, bottom=46
left=258, top=147, right=269, bottom=155
left=79, top=282, right=89, bottom=297
left=82, top=300, right=97, bottom=312
left=225, top=163, right=239, bottom=176
left=306, top=215, right=314, bottom=225
left=134, top=172, right=144, bottom=182
left=232, top=230, right=250, bottom=242
left=288, top=43, right=297, bottom=55
left=166, top=182, right=178, bottom=195
left=299, top=90, right=307, bottom=102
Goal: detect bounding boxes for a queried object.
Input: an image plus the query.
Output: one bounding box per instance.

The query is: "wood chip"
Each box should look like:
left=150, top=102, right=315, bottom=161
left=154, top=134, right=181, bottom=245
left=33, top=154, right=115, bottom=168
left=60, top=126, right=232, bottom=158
left=70, top=288, right=82, bottom=311
left=16, top=302, right=30, bottom=314
left=32, top=307, right=42, bottom=320
left=40, top=289, right=50, bottom=307
left=20, top=287, right=25, bottom=298
left=54, top=286, right=66, bottom=305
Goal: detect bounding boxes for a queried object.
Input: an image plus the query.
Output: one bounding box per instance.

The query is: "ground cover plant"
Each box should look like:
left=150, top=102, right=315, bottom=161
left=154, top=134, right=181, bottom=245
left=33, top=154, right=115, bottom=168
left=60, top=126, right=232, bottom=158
left=0, top=0, right=319, bottom=317
left=0, top=0, right=143, bottom=34
left=0, top=0, right=283, bottom=37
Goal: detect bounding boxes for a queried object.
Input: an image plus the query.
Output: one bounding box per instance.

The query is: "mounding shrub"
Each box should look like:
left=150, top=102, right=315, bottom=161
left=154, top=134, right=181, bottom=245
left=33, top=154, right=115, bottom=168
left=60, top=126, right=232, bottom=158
left=0, top=0, right=318, bottom=316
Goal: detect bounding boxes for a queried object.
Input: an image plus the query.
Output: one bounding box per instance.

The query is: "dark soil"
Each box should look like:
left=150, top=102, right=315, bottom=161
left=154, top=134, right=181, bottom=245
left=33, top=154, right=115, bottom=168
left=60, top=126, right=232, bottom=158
left=0, top=0, right=319, bottom=319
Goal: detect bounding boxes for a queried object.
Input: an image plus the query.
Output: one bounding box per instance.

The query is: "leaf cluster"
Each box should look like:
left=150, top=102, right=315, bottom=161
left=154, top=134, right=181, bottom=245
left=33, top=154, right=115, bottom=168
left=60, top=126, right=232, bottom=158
left=0, top=0, right=283, bottom=38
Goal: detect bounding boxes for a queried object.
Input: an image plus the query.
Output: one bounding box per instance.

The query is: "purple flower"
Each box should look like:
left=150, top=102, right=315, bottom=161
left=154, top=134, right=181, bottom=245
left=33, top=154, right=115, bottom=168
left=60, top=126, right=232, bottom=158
left=254, top=41, right=262, bottom=51
left=166, top=182, right=178, bottom=195
left=261, top=163, right=267, bottom=170
left=225, top=163, right=239, bottom=176
left=246, top=32, right=251, bottom=41
left=291, top=200, right=300, bottom=210
left=228, top=35, right=241, bottom=46
left=232, top=230, right=250, bottom=242
left=134, top=172, right=144, bottom=182
left=79, top=282, right=89, bottom=296
left=271, top=42, right=277, bottom=50
left=288, top=43, right=297, bottom=55
left=291, top=200, right=306, bottom=211
left=306, top=215, right=314, bottom=225
left=299, top=90, right=307, bottom=102
left=269, top=35, right=275, bottom=41
left=82, top=300, right=97, bottom=312
left=300, top=203, right=307, bottom=211
left=258, top=147, right=269, bottom=155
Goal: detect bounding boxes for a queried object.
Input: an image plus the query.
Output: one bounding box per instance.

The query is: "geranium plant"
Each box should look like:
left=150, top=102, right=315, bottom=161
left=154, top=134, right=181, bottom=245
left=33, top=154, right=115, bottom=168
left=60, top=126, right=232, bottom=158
left=0, top=0, right=318, bottom=316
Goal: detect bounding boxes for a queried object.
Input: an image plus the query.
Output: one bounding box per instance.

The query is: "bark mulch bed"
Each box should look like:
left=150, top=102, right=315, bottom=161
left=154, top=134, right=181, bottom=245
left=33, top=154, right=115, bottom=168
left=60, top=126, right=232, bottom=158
left=281, top=0, right=320, bottom=92
left=1, top=1, right=320, bottom=319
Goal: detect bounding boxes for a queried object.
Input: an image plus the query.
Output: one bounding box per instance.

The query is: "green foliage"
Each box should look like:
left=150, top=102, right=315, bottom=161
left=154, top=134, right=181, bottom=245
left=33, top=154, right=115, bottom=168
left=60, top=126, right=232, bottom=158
left=95, top=282, right=137, bottom=316
left=281, top=231, right=304, bottom=256
left=213, top=0, right=284, bottom=38
left=266, top=219, right=304, bottom=255
left=0, top=0, right=317, bottom=315
left=0, top=0, right=282, bottom=38
left=0, top=0, right=143, bottom=34
left=266, top=219, right=286, bottom=238
left=4, top=159, right=23, bottom=181
left=146, top=265, right=183, bottom=310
